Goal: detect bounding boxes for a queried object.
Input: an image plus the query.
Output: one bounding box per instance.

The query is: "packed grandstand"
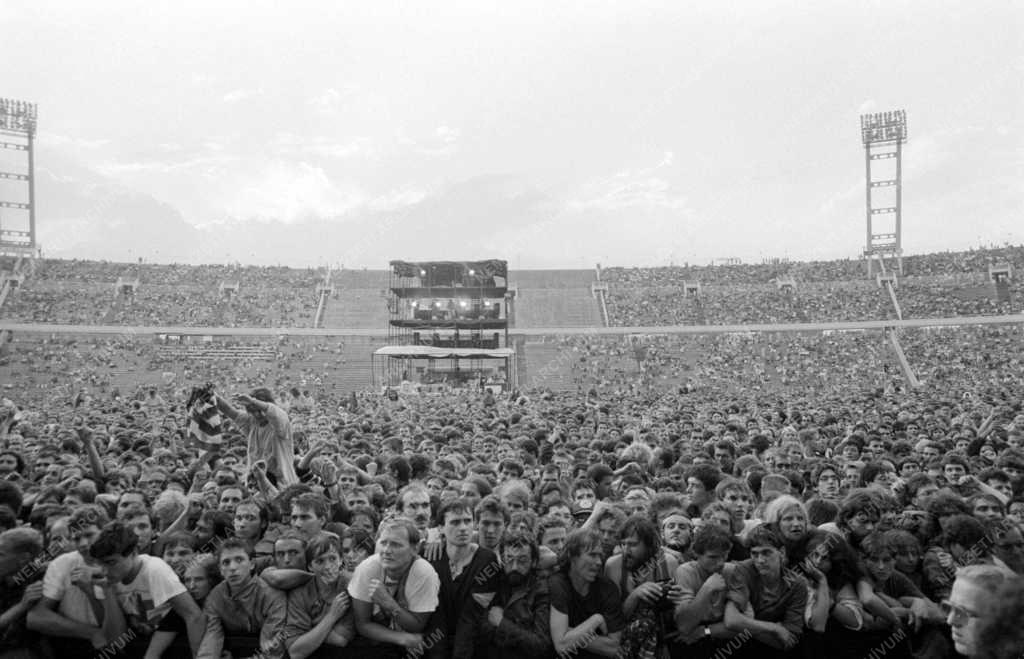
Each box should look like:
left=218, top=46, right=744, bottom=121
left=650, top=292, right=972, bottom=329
left=0, top=246, right=1022, bottom=658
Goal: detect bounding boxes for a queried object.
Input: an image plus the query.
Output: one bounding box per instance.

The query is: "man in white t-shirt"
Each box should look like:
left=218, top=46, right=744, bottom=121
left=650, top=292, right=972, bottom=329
left=349, top=517, right=439, bottom=659
left=28, top=505, right=127, bottom=656
left=88, top=520, right=205, bottom=656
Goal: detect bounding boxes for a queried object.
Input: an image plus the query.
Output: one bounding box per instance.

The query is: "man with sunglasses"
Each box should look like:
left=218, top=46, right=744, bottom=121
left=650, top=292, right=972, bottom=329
left=944, top=564, right=1014, bottom=656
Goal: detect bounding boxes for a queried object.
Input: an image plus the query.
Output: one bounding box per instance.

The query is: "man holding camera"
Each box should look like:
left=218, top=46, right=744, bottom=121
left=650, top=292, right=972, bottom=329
left=603, top=516, right=681, bottom=659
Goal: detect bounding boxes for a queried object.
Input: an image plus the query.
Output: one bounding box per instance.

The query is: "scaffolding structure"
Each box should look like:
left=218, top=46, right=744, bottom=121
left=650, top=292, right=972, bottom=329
left=0, top=97, right=37, bottom=257
left=860, top=109, right=908, bottom=275
left=377, top=259, right=514, bottom=390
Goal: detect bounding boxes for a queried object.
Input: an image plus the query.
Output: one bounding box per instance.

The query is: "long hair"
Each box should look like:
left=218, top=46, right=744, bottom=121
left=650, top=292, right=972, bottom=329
left=558, top=528, right=604, bottom=574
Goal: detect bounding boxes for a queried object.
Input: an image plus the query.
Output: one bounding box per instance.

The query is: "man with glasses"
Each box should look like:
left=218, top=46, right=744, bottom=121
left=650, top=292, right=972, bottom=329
left=944, top=564, right=1015, bottom=656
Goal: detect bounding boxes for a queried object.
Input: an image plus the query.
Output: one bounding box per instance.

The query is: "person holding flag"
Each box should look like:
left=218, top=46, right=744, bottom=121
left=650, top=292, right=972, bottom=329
left=214, top=387, right=299, bottom=486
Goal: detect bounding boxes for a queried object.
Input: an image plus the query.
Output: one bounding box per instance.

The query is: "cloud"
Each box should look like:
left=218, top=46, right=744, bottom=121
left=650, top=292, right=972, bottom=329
left=272, top=132, right=379, bottom=160
left=37, top=132, right=109, bottom=150
left=565, top=154, right=688, bottom=212
left=221, top=160, right=363, bottom=223
left=309, top=88, right=343, bottom=115
left=221, top=87, right=264, bottom=103
left=857, top=99, right=877, bottom=115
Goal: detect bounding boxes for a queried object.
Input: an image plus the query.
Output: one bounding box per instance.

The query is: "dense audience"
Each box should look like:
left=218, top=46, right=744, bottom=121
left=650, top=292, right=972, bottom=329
left=604, top=244, right=1024, bottom=326
left=0, top=317, right=1021, bottom=657
left=2, top=260, right=322, bottom=327
left=3, top=246, right=1023, bottom=328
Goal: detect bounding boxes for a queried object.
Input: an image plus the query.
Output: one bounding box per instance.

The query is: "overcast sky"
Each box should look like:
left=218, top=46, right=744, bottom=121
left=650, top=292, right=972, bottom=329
left=0, top=1, right=1021, bottom=268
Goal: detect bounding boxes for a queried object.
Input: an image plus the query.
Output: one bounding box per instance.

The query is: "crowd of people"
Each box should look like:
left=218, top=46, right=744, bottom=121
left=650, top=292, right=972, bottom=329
left=3, top=247, right=1024, bottom=329
left=602, top=245, right=1024, bottom=327
left=2, top=261, right=323, bottom=328
left=0, top=315, right=1021, bottom=658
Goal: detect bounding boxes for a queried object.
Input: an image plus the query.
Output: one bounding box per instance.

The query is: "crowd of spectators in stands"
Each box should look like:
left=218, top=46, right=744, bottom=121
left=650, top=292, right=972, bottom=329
left=1, top=260, right=322, bottom=327
left=603, top=244, right=1024, bottom=326
left=0, top=318, right=1021, bottom=656
left=3, top=246, right=1024, bottom=329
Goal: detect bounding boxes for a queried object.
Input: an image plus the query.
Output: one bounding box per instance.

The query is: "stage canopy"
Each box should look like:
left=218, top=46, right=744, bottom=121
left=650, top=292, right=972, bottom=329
left=373, top=345, right=514, bottom=359
left=389, top=260, right=507, bottom=285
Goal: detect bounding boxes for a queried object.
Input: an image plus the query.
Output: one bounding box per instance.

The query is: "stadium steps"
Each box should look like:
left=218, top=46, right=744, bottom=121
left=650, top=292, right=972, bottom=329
left=513, top=289, right=603, bottom=328
left=155, top=344, right=278, bottom=360
left=321, top=289, right=390, bottom=329
left=331, top=270, right=388, bottom=288
left=995, top=281, right=1012, bottom=304
left=510, top=270, right=594, bottom=288
left=100, top=295, right=127, bottom=324
left=522, top=341, right=575, bottom=391
left=335, top=336, right=379, bottom=391
left=512, top=336, right=528, bottom=388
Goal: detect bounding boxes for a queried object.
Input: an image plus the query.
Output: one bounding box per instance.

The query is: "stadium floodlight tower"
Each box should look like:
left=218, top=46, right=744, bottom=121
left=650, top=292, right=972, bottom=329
left=0, top=98, right=37, bottom=257
left=860, top=109, right=907, bottom=276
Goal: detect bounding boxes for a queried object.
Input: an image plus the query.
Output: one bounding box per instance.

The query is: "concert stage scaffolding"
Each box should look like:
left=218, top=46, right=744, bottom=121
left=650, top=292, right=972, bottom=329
left=382, top=259, right=515, bottom=389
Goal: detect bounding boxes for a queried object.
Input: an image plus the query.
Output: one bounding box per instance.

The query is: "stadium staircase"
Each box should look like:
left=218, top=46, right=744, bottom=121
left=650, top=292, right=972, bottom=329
left=334, top=336, right=378, bottom=391
left=522, top=340, right=574, bottom=391
left=155, top=344, right=278, bottom=360
left=100, top=292, right=127, bottom=324
left=510, top=270, right=602, bottom=328
left=512, top=336, right=528, bottom=389
left=995, top=280, right=1012, bottom=305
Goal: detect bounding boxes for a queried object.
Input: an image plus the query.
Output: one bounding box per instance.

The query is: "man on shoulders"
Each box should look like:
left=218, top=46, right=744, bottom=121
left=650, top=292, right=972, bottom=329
left=215, top=387, right=298, bottom=485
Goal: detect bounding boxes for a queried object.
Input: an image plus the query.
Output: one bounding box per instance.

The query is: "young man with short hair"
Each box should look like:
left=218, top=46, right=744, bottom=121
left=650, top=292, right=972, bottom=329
left=28, top=506, right=129, bottom=655
left=425, top=499, right=500, bottom=659
left=198, top=538, right=288, bottom=659
left=89, top=521, right=205, bottom=656
left=723, top=525, right=807, bottom=658
left=672, top=524, right=740, bottom=658
left=290, top=492, right=329, bottom=539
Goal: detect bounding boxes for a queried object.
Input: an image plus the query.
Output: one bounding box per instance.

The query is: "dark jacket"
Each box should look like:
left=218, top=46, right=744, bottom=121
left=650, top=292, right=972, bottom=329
left=476, top=574, right=553, bottom=659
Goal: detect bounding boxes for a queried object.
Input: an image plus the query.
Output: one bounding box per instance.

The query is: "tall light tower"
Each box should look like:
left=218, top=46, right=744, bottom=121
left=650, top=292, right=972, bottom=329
left=0, top=97, right=38, bottom=256
left=860, top=109, right=907, bottom=275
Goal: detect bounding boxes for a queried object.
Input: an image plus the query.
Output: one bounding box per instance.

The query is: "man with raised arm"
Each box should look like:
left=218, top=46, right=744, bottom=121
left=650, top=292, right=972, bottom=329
left=215, top=387, right=298, bottom=486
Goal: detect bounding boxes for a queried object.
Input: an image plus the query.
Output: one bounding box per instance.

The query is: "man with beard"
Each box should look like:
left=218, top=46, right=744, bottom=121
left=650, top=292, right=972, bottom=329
left=549, top=528, right=623, bottom=659
left=424, top=499, right=500, bottom=659
left=198, top=538, right=288, bottom=659
left=603, top=516, right=681, bottom=659
left=604, top=517, right=680, bottom=617
left=477, top=530, right=553, bottom=659
left=348, top=517, right=439, bottom=659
